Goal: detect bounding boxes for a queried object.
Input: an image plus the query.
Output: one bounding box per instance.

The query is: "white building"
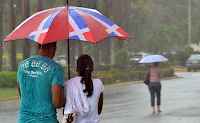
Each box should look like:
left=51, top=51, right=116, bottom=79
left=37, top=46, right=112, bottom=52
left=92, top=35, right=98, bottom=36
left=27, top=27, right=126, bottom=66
left=191, top=43, right=200, bottom=52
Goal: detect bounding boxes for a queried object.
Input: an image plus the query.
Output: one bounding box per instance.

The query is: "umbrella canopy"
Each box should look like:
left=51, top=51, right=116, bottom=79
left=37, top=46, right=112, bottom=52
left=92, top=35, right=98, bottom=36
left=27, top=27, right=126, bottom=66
left=4, top=5, right=131, bottom=79
left=139, top=55, right=169, bottom=63
left=4, top=5, right=131, bottom=44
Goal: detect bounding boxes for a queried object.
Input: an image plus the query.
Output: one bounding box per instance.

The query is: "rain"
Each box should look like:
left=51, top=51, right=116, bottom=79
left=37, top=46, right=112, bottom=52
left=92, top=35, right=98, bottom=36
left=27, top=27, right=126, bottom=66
left=0, top=0, right=200, bottom=123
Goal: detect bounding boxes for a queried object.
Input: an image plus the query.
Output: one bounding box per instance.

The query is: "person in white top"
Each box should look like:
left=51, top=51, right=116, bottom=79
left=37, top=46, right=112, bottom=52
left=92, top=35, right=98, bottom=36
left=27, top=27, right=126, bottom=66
left=63, top=54, right=104, bottom=123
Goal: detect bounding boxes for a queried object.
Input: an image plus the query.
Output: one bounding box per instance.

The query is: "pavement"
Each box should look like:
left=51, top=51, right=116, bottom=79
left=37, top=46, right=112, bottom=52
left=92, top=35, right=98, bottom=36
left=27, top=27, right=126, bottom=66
left=99, top=72, right=200, bottom=123
left=1, top=72, right=200, bottom=123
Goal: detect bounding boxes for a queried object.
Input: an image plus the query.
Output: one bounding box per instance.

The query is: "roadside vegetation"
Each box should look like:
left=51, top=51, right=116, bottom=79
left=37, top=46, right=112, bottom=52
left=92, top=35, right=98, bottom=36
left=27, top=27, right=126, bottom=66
left=0, top=88, right=18, bottom=101
left=1, top=46, right=199, bottom=100
left=0, top=49, right=175, bottom=100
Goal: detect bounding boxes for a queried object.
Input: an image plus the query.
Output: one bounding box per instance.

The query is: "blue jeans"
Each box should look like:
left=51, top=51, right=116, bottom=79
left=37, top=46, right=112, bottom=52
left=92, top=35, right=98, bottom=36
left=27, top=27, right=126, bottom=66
left=148, top=82, right=161, bottom=106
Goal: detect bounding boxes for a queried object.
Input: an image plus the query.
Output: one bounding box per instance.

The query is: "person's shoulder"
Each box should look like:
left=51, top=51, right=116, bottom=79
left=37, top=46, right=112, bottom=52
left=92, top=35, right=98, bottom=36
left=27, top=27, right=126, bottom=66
left=52, top=60, right=63, bottom=67
left=65, top=76, right=81, bottom=85
left=93, top=78, right=104, bottom=92
left=92, top=78, right=103, bottom=84
left=19, top=56, right=35, bottom=64
left=68, top=76, right=80, bottom=82
left=48, top=59, right=63, bottom=69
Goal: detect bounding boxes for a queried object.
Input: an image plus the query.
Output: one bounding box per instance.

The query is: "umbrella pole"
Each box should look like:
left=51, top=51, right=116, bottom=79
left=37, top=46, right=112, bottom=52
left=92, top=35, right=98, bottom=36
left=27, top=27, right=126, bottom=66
left=67, top=0, right=70, bottom=79
left=67, top=39, right=70, bottom=79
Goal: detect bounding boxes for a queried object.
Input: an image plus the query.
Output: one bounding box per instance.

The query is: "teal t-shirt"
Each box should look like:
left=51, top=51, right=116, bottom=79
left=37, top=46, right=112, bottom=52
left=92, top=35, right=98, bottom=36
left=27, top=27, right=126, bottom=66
left=17, top=55, right=64, bottom=123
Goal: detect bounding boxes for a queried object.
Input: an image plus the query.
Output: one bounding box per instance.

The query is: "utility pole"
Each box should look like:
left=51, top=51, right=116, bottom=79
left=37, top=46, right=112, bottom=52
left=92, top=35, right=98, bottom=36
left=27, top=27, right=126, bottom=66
left=188, top=0, right=191, bottom=46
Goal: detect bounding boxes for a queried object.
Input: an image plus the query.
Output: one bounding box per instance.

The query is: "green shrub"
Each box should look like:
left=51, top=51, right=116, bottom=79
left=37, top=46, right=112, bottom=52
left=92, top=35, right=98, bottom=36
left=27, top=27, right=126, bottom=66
left=109, top=68, right=122, bottom=74
left=94, top=64, right=111, bottom=71
left=176, top=46, right=194, bottom=66
left=114, top=49, right=129, bottom=71
left=130, top=70, right=145, bottom=80
left=184, top=46, right=194, bottom=54
left=92, top=67, right=174, bottom=85
left=163, top=68, right=174, bottom=77
left=176, top=50, right=190, bottom=66
left=0, top=71, right=17, bottom=88
left=97, top=75, right=115, bottom=85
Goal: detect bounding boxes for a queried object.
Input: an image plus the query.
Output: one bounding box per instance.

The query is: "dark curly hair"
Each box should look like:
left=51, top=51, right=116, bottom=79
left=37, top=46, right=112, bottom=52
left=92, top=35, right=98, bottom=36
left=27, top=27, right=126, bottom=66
left=76, top=54, right=93, bottom=97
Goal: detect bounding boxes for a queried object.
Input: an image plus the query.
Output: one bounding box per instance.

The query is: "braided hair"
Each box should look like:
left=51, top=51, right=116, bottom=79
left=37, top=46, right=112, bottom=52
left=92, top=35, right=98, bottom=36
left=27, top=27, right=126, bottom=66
left=76, top=54, right=93, bottom=97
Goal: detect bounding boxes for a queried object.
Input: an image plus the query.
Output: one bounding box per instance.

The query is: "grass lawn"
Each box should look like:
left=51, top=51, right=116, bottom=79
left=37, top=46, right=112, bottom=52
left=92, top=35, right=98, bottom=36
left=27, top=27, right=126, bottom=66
left=0, top=88, right=19, bottom=100
left=3, top=53, right=23, bottom=59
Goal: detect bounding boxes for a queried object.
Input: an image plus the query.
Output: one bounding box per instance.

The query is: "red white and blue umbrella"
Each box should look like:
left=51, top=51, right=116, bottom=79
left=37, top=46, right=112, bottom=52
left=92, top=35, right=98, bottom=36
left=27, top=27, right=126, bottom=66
left=4, top=5, right=131, bottom=44
left=4, top=5, right=131, bottom=79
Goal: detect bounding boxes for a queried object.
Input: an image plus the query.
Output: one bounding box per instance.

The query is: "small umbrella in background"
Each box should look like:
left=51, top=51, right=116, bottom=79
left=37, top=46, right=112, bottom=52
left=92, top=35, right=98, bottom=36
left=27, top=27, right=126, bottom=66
left=139, top=55, right=169, bottom=63
left=4, top=5, right=132, bottom=79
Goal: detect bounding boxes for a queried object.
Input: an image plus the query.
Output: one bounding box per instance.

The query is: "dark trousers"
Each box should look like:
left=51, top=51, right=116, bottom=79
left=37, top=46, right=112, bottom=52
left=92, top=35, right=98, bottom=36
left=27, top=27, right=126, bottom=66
left=148, top=82, right=161, bottom=106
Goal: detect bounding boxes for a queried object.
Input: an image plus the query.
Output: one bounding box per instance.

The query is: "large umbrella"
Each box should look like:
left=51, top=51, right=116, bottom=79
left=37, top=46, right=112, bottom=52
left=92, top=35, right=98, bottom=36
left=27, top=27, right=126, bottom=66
left=139, top=55, right=169, bottom=63
left=4, top=5, right=131, bottom=79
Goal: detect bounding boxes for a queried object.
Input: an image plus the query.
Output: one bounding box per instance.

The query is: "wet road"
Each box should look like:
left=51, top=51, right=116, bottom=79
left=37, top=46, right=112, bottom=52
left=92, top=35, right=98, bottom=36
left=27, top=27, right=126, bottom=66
left=0, top=72, right=200, bottom=123
left=100, top=72, right=200, bottom=123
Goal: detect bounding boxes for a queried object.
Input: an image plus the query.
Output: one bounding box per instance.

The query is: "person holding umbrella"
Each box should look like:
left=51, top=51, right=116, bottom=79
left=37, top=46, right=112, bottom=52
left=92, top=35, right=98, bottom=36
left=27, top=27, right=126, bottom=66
left=139, top=54, right=168, bottom=113
left=63, top=54, right=104, bottom=123
left=147, top=62, right=163, bottom=113
left=17, top=42, right=65, bottom=123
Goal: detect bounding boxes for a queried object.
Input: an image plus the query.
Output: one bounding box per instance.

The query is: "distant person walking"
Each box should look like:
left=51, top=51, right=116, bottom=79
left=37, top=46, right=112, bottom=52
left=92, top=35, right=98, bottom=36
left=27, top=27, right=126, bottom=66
left=147, top=62, right=163, bottom=113
left=63, top=54, right=104, bottom=123
left=17, top=42, right=65, bottom=123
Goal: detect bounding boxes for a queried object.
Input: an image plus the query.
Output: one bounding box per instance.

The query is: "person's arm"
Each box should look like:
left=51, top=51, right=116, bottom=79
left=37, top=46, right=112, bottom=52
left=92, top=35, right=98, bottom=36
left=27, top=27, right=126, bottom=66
left=98, top=92, right=103, bottom=115
left=52, top=85, right=65, bottom=108
left=17, top=83, right=21, bottom=98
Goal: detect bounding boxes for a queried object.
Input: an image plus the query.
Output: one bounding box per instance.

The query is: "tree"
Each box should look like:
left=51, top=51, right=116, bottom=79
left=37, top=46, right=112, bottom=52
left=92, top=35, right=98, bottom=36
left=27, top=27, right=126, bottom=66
left=113, top=0, right=126, bottom=49
left=114, top=49, right=129, bottom=71
left=9, top=0, right=17, bottom=71
left=36, top=0, right=44, bottom=11
left=0, top=0, right=4, bottom=71
left=128, top=0, right=153, bottom=49
left=21, top=0, right=30, bottom=60
left=92, top=0, right=100, bottom=64
left=100, top=0, right=112, bottom=64
left=147, top=0, right=189, bottom=49
left=144, top=23, right=185, bottom=54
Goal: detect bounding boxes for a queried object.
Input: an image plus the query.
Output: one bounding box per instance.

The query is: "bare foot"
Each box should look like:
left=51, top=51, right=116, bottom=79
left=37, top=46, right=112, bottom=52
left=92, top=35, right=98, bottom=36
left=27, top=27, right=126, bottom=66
left=157, top=110, right=162, bottom=113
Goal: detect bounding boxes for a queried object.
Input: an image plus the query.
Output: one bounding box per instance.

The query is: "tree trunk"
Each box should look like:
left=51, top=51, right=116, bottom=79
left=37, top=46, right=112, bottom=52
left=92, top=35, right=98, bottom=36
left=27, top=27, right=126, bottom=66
left=63, top=0, right=67, bottom=5
left=92, top=1, right=99, bottom=63
left=36, top=0, right=43, bottom=11
left=21, top=0, right=30, bottom=60
left=10, top=0, right=17, bottom=71
left=114, top=0, right=124, bottom=50
left=0, top=0, right=4, bottom=71
left=102, top=1, right=111, bottom=64
left=33, top=0, right=44, bottom=55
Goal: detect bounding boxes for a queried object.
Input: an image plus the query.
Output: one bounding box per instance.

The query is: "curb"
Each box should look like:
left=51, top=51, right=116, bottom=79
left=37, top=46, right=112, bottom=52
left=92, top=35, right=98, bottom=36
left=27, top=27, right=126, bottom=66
left=0, top=96, right=20, bottom=102
left=0, top=71, right=182, bottom=102
left=173, top=68, right=187, bottom=72
left=105, top=76, right=179, bottom=87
